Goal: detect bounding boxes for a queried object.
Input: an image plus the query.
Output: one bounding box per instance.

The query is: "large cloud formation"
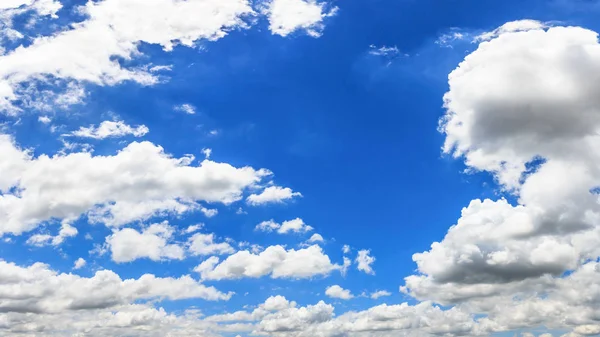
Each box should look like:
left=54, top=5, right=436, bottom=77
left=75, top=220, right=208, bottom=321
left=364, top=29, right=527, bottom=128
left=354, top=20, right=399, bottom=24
left=401, top=20, right=600, bottom=336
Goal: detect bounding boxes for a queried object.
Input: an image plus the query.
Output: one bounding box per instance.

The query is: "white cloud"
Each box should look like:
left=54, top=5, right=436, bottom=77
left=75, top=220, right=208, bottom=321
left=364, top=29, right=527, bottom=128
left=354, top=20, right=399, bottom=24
left=370, top=290, right=391, bottom=299
left=262, top=0, right=337, bottom=37
left=368, top=45, right=400, bottom=56
left=0, top=0, right=255, bottom=113
left=184, top=224, right=203, bottom=234
left=0, top=134, right=272, bottom=235
left=308, top=233, right=324, bottom=242
left=0, top=260, right=231, bottom=317
left=26, top=221, right=78, bottom=247
left=106, top=222, right=185, bottom=263
left=342, top=244, right=351, bottom=254
left=247, top=186, right=302, bottom=205
left=475, top=19, right=547, bottom=41
left=73, top=257, right=86, bottom=270
left=188, top=233, right=235, bottom=256
left=356, top=249, right=375, bottom=275
left=68, top=120, right=149, bottom=139
left=325, top=285, right=353, bottom=300
left=37, top=115, right=51, bottom=124
left=174, top=103, right=196, bottom=114
left=255, top=218, right=313, bottom=234
left=194, top=245, right=342, bottom=280
left=403, top=21, right=600, bottom=307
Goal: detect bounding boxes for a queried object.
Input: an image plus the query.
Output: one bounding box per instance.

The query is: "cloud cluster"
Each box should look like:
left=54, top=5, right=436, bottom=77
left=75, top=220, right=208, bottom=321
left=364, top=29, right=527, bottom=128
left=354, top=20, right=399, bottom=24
left=0, top=134, right=274, bottom=235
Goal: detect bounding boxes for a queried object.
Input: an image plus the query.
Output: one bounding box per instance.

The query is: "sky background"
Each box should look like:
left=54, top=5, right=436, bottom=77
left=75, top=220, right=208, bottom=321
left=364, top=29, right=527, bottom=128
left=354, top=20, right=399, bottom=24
left=2, top=0, right=600, bottom=336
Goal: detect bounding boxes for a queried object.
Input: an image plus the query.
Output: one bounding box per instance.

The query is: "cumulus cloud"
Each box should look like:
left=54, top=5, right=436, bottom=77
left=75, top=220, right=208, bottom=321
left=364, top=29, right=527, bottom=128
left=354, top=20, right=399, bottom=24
left=247, top=186, right=302, bottom=205
left=403, top=20, right=600, bottom=308
left=255, top=218, right=313, bottom=234
left=26, top=221, right=78, bottom=247
left=325, top=285, right=354, bottom=300
left=0, top=0, right=255, bottom=113
left=106, top=222, right=185, bottom=263
left=370, top=290, right=391, bottom=299
left=194, top=245, right=342, bottom=280
left=308, top=233, right=324, bottom=242
left=356, top=249, right=375, bottom=275
left=0, top=260, right=231, bottom=315
left=73, top=258, right=86, bottom=270
left=0, top=134, right=272, bottom=235
left=68, top=120, right=149, bottom=139
left=262, top=0, right=337, bottom=37
left=188, top=233, right=236, bottom=256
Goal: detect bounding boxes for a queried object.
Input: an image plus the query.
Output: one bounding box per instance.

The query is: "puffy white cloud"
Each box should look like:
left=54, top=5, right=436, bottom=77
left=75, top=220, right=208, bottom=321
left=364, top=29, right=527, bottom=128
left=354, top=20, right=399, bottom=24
left=0, top=134, right=272, bottom=235
left=106, top=222, right=185, bottom=263
left=37, top=115, right=51, bottom=124
left=370, top=290, right=391, bottom=299
left=325, top=285, right=353, bottom=300
left=255, top=218, right=313, bottom=234
left=0, top=260, right=231, bottom=315
left=73, top=257, right=86, bottom=270
left=0, top=0, right=255, bottom=112
left=188, top=233, right=235, bottom=256
left=184, top=224, right=203, bottom=234
left=342, top=244, right=351, bottom=254
left=68, top=120, right=149, bottom=139
left=308, top=233, right=324, bottom=242
left=247, top=186, right=302, bottom=205
left=405, top=21, right=600, bottom=306
left=26, top=221, right=78, bottom=246
left=194, top=245, right=342, bottom=280
left=356, top=249, right=375, bottom=275
left=262, top=0, right=337, bottom=37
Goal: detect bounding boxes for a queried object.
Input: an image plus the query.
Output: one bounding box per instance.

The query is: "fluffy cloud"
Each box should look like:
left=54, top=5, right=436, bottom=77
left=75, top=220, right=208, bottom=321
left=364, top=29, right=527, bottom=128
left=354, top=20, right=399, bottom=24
left=262, top=0, right=337, bottom=37
left=106, top=222, right=184, bottom=263
left=0, top=260, right=231, bottom=315
left=26, top=221, right=78, bottom=246
left=308, top=233, right=324, bottom=242
left=370, top=290, right=391, bottom=299
left=188, top=233, right=236, bottom=256
left=0, top=134, right=273, bottom=235
left=174, top=103, right=197, bottom=115
left=255, top=218, right=313, bottom=234
left=404, top=21, right=600, bottom=307
left=247, top=186, right=302, bottom=205
left=325, top=285, right=353, bottom=300
left=68, top=120, right=149, bottom=139
left=356, top=249, right=375, bottom=275
left=195, top=245, right=342, bottom=280
left=73, top=257, right=86, bottom=270
left=0, top=0, right=254, bottom=112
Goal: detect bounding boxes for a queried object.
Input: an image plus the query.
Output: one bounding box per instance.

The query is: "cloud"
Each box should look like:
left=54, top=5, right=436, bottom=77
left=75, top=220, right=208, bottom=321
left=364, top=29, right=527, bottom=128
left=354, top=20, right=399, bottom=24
left=0, top=0, right=255, bottom=113
left=188, top=233, right=236, bottom=256
left=26, top=221, right=78, bottom=246
left=174, top=103, right=197, bottom=115
left=262, top=0, right=337, bottom=37
left=255, top=218, right=313, bottom=234
left=368, top=45, right=400, bottom=56
left=356, top=249, right=375, bottom=275
left=73, top=257, right=86, bottom=270
left=194, top=245, right=342, bottom=280
left=0, top=134, right=272, bottom=235
left=325, top=285, right=353, bottom=300
left=247, top=186, right=302, bottom=205
left=308, top=233, right=324, bottom=242
left=0, top=260, right=231, bottom=315
left=403, top=21, right=600, bottom=306
left=68, top=120, right=149, bottom=139
left=370, top=290, right=391, bottom=299
left=37, top=115, right=51, bottom=124
left=184, top=224, right=203, bottom=234
left=106, top=222, right=185, bottom=263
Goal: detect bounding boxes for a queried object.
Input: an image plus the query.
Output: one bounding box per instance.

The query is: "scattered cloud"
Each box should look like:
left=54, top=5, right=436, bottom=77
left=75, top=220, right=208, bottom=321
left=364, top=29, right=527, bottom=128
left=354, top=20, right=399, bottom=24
left=174, top=103, right=196, bottom=115
left=325, top=285, right=354, bottom=300
left=106, top=222, right=185, bottom=263
left=73, top=258, right=86, bottom=270
left=67, top=120, right=149, bottom=139
left=255, top=218, right=313, bottom=234
left=356, top=249, right=375, bottom=275
left=247, top=186, right=302, bottom=205
left=262, top=0, right=337, bottom=37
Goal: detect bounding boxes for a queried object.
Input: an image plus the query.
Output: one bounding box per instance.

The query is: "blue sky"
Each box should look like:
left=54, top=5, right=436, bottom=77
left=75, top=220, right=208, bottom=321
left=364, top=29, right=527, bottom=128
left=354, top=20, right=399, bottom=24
left=2, top=0, right=600, bottom=336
